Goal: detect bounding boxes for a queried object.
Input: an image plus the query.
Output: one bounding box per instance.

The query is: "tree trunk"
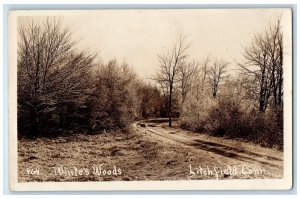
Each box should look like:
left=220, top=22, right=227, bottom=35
left=168, top=84, right=173, bottom=127
left=278, top=71, right=283, bottom=106
left=213, top=92, right=216, bottom=98
left=259, top=63, right=267, bottom=113
left=259, top=98, right=265, bottom=113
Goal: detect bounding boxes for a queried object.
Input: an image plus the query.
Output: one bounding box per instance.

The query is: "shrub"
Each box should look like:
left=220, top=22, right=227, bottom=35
left=88, top=60, right=139, bottom=132
left=180, top=116, right=207, bottom=132
left=206, top=99, right=283, bottom=148
left=181, top=96, right=283, bottom=149
left=205, top=98, right=244, bottom=137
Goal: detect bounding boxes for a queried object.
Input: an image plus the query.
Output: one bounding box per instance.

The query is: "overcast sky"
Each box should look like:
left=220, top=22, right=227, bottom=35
left=19, top=9, right=291, bottom=81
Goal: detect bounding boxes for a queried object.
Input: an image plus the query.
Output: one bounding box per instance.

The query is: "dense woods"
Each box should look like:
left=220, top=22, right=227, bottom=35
left=17, top=18, right=284, bottom=148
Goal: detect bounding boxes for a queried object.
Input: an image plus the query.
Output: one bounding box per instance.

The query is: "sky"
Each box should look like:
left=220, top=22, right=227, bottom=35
left=19, top=9, right=292, bottom=81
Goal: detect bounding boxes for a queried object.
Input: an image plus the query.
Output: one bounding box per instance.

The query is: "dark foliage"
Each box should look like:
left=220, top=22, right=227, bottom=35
left=17, top=18, right=95, bottom=138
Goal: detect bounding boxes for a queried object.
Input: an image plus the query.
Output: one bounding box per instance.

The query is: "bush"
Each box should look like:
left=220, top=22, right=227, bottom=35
left=180, top=116, right=207, bottom=132
left=88, top=60, right=139, bottom=132
left=263, top=107, right=283, bottom=148
left=181, top=97, right=283, bottom=149
left=206, top=99, right=244, bottom=137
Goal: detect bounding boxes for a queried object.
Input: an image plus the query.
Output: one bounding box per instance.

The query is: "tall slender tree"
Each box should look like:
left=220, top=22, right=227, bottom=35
left=153, top=35, right=189, bottom=127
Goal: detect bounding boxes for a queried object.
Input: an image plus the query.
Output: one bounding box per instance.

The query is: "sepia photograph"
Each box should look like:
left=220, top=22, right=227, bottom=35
left=8, top=8, right=293, bottom=191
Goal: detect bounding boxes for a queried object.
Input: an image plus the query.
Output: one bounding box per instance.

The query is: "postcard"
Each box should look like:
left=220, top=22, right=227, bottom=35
left=8, top=8, right=293, bottom=191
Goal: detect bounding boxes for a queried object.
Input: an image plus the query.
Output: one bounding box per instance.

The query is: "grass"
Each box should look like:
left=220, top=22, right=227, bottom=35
left=18, top=124, right=283, bottom=182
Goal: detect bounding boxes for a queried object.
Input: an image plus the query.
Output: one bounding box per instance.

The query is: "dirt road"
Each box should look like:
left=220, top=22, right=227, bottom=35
left=133, top=119, right=283, bottom=180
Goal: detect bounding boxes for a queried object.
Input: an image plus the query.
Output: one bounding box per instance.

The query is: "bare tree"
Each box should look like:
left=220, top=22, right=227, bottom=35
left=239, top=33, right=271, bottom=112
left=199, top=56, right=210, bottom=92
left=177, top=60, right=198, bottom=111
left=208, top=58, right=229, bottom=98
left=268, top=19, right=283, bottom=107
left=153, top=35, right=189, bottom=127
left=18, top=18, right=95, bottom=138
left=238, top=18, right=283, bottom=112
left=193, top=56, right=210, bottom=102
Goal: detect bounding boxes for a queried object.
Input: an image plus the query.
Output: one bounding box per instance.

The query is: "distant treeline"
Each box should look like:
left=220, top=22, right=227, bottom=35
left=18, top=18, right=283, bottom=149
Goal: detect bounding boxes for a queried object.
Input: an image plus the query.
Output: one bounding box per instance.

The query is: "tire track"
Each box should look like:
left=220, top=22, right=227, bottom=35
left=134, top=122, right=282, bottom=169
